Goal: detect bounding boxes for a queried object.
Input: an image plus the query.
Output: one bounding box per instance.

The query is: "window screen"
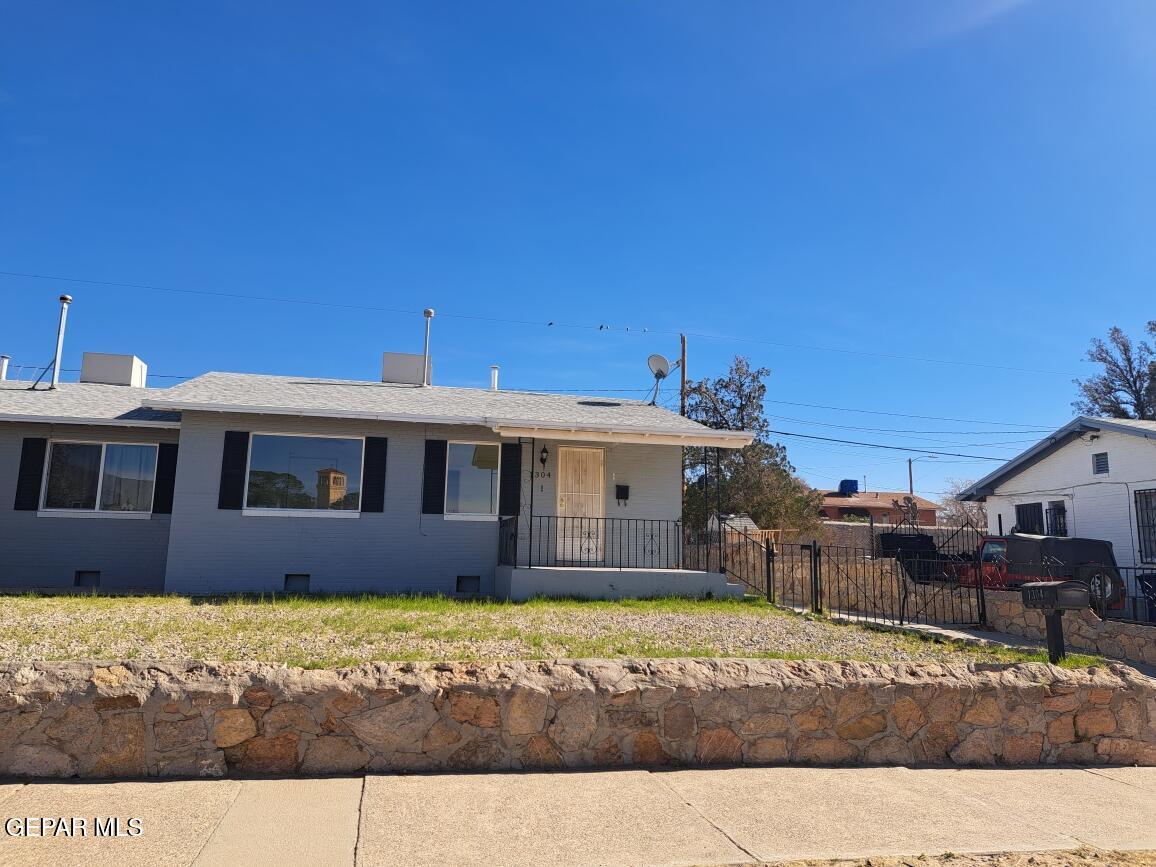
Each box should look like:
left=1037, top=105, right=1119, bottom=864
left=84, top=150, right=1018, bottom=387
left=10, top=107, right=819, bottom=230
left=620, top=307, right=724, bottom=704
left=43, top=442, right=158, bottom=512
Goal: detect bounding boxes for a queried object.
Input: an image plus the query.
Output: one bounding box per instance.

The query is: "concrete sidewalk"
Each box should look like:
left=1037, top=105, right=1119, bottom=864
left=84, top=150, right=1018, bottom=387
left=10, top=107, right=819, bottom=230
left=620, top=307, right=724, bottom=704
left=0, top=766, right=1153, bottom=866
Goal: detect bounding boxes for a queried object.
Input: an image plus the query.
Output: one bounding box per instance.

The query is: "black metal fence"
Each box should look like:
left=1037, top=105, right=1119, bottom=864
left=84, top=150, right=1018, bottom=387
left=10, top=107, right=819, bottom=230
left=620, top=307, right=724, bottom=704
left=499, top=516, right=690, bottom=570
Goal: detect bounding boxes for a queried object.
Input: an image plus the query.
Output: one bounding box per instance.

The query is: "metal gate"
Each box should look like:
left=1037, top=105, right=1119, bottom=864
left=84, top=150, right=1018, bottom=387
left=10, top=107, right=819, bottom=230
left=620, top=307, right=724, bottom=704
left=768, top=520, right=987, bottom=627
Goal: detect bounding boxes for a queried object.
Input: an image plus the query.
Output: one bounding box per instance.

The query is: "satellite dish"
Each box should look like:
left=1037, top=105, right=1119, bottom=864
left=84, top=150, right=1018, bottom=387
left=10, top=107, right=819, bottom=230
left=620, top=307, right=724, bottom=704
left=648, top=354, right=671, bottom=380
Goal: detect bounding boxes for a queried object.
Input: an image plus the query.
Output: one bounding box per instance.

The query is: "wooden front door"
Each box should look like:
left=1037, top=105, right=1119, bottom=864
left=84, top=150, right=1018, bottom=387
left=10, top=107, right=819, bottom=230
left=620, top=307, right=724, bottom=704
left=556, top=447, right=605, bottom=563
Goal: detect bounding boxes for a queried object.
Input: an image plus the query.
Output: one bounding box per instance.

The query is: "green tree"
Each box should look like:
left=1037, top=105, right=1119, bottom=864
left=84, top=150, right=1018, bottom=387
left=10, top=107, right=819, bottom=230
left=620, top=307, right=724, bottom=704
left=1073, top=322, right=1156, bottom=420
left=246, top=471, right=315, bottom=509
left=683, top=356, right=822, bottom=533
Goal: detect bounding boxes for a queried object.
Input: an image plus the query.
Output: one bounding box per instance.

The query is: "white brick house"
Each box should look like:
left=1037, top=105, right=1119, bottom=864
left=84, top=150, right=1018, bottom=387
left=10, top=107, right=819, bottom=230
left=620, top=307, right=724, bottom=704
left=959, top=417, right=1156, bottom=568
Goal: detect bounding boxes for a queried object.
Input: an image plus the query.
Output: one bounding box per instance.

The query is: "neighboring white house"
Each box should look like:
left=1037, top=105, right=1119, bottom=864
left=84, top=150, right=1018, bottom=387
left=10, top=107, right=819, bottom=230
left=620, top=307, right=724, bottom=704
left=959, top=417, right=1156, bottom=568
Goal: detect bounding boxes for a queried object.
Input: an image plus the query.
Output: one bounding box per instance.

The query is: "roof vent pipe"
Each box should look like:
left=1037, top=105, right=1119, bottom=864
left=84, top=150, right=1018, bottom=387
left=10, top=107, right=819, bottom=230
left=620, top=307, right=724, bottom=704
left=421, top=308, right=435, bottom=387
left=490, top=365, right=499, bottom=391
left=50, top=294, right=73, bottom=390
left=0, top=355, right=9, bottom=381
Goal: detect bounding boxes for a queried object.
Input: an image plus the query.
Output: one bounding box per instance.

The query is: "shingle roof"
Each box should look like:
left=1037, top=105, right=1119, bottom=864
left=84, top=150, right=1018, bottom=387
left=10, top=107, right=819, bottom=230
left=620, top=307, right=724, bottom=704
left=146, top=372, right=752, bottom=445
left=821, top=490, right=941, bottom=511
left=959, top=416, right=1156, bottom=500
left=0, top=381, right=180, bottom=427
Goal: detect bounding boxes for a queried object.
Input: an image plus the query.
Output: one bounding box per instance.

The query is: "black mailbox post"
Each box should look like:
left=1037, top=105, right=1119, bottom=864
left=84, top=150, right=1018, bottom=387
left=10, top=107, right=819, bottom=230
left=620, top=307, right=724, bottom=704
left=1020, top=580, right=1090, bottom=664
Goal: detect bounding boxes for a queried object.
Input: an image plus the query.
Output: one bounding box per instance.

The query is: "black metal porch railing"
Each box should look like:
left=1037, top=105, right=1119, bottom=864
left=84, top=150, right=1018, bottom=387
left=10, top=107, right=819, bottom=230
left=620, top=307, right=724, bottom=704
left=524, top=516, right=686, bottom=569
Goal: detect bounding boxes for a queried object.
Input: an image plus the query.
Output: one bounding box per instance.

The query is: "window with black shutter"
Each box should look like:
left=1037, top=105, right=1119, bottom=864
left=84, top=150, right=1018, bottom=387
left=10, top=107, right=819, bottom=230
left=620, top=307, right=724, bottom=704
left=1014, top=502, right=1045, bottom=535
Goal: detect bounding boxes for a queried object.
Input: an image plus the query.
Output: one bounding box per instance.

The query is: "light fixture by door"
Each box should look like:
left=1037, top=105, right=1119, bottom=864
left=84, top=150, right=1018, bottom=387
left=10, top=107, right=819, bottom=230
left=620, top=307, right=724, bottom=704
left=539, top=445, right=549, bottom=467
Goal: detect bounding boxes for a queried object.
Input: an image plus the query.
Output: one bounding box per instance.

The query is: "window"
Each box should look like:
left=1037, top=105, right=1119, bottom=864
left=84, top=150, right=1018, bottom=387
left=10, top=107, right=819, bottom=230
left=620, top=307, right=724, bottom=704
left=1137, top=489, right=1156, bottom=564
left=1093, top=452, right=1109, bottom=475
left=245, top=434, right=363, bottom=511
left=1046, top=501, right=1068, bottom=537
left=445, top=442, right=499, bottom=516
left=1014, top=502, right=1045, bottom=535
left=43, top=441, right=158, bottom=512
left=980, top=540, right=1007, bottom=563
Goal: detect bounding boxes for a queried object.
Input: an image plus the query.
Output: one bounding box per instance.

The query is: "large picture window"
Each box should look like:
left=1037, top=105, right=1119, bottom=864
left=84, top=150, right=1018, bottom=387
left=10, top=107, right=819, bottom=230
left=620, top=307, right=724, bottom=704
left=43, top=441, right=158, bottom=512
left=445, top=442, right=499, bottom=516
left=245, top=434, right=364, bottom=511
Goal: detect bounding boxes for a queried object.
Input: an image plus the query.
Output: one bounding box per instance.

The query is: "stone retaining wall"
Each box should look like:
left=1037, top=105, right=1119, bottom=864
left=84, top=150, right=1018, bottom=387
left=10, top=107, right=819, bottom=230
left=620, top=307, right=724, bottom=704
left=985, top=590, right=1156, bottom=667
left=1, top=659, right=1153, bottom=778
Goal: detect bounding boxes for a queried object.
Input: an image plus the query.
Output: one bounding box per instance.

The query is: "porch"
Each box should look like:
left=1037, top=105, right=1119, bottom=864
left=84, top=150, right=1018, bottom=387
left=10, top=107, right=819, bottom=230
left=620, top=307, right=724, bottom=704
left=495, top=515, right=745, bottom=600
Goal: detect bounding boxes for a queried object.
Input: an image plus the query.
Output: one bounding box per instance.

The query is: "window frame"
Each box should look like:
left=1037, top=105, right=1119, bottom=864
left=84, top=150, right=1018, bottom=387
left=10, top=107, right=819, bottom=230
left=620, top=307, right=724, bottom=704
left=242, top=431, right=367, bottom=518
left=1136, top=488, right=1156, bottom=565
left=1092, top=452, right=1109, bottom=475
left=443, top=440, right=501, bottom=521
left=38, top=439, right=160, bottom=518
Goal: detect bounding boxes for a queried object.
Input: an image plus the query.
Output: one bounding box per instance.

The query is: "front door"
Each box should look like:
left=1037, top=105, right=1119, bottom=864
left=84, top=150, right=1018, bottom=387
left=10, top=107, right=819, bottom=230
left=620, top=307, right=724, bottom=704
left=556, top=447, right=605, bottom=563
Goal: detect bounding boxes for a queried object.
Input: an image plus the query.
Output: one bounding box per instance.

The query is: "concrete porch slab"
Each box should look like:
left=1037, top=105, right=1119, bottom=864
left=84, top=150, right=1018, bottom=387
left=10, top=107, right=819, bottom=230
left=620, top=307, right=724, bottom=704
left=495, top=565, right=743, bottom=601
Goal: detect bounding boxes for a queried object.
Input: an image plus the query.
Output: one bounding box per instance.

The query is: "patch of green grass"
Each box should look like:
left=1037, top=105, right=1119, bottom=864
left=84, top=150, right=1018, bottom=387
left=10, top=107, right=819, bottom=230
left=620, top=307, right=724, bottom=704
left=0, top=591, right=1113, bottom=669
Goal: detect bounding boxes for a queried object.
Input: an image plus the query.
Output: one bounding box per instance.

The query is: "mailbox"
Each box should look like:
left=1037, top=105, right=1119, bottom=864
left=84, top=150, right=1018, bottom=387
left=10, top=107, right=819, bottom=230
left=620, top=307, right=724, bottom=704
left=1021, top=580, right=1090, bottom=612
left=1020, top=581, right=1090, bottom=664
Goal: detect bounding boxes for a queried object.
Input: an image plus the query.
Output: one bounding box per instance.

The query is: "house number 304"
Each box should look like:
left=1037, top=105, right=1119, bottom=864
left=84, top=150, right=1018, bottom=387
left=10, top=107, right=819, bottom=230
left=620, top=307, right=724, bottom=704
left=533, top=471, right=552, bottom=479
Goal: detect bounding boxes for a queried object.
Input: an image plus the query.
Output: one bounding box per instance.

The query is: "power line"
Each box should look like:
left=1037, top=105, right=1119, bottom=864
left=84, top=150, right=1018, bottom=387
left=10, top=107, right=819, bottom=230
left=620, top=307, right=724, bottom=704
left=765, top=398, right=1055, bottom=429
left=0, top=269, right=1081, bottom=377
left=767, top=429, right=1007, bottom=460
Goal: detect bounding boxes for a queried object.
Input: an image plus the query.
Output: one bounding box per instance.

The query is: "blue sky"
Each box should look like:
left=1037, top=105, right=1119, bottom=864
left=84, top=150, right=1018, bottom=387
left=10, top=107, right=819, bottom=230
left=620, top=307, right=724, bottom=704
left=2, top=1, right=1153, bottom=500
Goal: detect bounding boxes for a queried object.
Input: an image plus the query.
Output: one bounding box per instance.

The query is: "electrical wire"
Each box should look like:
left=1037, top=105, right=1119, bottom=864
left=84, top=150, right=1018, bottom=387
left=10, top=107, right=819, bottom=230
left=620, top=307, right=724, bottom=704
left=0, top=269, right=1081, bottom=377
left=766, top=429, right=1007, bottom=460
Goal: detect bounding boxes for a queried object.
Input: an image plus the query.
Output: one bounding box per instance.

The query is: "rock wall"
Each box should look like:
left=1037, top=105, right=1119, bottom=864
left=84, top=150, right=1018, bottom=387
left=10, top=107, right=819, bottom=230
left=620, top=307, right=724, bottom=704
left=1, top=659, right=1153, bottom=778
left=985, top=590, right=1156, bottom=667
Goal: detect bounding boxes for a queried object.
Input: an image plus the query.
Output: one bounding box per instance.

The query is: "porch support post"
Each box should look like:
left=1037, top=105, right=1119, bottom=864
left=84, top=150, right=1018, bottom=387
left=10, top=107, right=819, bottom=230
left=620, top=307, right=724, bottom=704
left=528, top=437, right=535, bottom=569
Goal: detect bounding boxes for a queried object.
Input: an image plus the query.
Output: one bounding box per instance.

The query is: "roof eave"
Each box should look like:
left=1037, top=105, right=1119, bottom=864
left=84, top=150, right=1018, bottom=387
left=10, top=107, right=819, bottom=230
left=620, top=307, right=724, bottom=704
left=0, top=413, right=180, bottom=429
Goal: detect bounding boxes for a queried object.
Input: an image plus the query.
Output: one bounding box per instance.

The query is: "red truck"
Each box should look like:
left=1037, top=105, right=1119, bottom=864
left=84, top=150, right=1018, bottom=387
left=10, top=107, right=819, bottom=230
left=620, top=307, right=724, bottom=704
left=954, top=533, right=1127, bottom=612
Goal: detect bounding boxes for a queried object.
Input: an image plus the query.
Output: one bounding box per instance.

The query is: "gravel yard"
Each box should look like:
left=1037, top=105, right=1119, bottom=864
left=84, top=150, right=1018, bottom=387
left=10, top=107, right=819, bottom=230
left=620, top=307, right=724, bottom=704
left=0, top=594, right=1097, bottom=668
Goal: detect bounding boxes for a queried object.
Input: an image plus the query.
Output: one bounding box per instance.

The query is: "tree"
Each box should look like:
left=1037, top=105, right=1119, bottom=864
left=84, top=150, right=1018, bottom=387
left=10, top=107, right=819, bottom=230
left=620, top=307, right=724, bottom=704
left=939, top=478, right=987, bottom=527
left=683, top=356, right=822, bottom=533
left=246, top=471, right=315, bottom=509
left=1073, top=322, right=1156, bottom=420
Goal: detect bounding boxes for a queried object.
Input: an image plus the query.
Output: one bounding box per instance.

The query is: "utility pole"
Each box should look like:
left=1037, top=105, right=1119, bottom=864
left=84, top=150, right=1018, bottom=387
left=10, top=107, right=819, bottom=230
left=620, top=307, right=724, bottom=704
left=908, top=458, right=914, bottom=496
left=679, top=333, right=687, bottom=417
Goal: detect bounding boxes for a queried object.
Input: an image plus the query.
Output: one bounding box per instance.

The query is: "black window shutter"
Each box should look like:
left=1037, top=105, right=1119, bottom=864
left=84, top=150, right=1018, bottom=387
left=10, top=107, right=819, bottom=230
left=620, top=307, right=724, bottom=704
left=499, top=442, right=522, bottom=517
left=152, top=443, right=179, bottom=514
left=361, top=437, right=388, bottom=513
left=13, top=437, right=47, bottom=511
left=421, top=439, right=447, bottom=514
left=218, top=431, right=250, bottom=510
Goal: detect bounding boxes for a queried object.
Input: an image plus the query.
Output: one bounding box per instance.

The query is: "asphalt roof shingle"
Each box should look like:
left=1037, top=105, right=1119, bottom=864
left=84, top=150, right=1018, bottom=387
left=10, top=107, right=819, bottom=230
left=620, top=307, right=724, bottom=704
left=0, top=381, right=180, bottom=426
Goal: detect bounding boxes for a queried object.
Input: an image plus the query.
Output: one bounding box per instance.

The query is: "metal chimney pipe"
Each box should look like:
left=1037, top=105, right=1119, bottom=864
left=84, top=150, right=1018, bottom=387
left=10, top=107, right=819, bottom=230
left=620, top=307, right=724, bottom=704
left=50, top=295, right=73, bottom=390
left=0, top=355, right=9, bottom=381
left=490, top=365, right=499, bottom=391
left=421, top=308, right=435, bottom=387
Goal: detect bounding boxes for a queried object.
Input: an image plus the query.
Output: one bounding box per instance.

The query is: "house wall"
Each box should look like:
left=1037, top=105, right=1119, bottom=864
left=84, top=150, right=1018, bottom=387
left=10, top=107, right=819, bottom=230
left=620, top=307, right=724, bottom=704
left=984, top=428, right=1156, bottom=567
left=164, top=413, right=684, bottom=595
left=0, top=422, right=178, bottom=591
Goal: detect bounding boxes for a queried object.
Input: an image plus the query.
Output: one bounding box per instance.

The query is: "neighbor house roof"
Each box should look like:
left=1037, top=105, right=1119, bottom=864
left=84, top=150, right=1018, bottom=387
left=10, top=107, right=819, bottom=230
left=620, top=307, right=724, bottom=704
left=0, top=381, right=180, bottom=428
left=145, top=372, right=753, bottom=447
left=958, top=416, right=1156, bottom=501
left=820, top=490, right=940, bottom=512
